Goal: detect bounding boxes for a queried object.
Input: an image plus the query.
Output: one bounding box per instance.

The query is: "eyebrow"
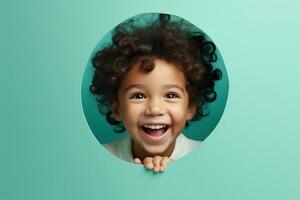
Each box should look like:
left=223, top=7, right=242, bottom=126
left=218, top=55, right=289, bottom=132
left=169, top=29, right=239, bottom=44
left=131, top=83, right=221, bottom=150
left=124, top=84, right=145, bottom=92
left=164, top=84, right=185, bottom=93
left=124, top=84, right=185, bottom=93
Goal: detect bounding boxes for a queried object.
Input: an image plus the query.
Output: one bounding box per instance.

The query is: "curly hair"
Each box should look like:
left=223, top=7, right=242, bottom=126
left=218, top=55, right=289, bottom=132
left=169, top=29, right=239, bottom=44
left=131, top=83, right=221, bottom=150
left=90, top=13, right=222, bottom=133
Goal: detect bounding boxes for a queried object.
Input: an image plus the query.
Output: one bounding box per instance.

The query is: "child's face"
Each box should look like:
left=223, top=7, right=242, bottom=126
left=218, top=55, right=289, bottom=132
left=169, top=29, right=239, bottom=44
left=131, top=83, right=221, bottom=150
left=112, top=59, right=195, bottom=157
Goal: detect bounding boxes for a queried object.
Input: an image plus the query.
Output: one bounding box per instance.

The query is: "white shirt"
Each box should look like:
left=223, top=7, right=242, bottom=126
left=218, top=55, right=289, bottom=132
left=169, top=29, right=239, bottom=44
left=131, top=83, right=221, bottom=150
left=103, top=134, right=200, bottom=163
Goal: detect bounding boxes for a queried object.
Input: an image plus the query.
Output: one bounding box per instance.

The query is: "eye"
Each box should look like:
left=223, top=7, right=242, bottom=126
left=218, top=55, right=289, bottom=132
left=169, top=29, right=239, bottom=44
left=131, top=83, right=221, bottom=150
left=165, top=92, right=180, bottom=99
left=130, top=92, right=146, bottom=99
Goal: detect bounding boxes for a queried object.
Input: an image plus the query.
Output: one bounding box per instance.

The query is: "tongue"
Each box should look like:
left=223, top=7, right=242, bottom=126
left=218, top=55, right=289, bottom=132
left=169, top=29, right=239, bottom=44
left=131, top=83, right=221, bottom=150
left=144, top=128, right=165, bottom=136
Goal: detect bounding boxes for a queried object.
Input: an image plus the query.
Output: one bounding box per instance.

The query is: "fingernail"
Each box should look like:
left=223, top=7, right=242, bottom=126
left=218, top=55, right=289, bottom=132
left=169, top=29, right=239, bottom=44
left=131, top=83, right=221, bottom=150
left=146, top=163, right=153, bottom=169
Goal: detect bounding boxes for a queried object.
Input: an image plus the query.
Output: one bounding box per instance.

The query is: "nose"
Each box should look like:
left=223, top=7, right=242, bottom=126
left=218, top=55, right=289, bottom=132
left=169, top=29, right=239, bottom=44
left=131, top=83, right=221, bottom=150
left=144, top=97, right=164, bottom=116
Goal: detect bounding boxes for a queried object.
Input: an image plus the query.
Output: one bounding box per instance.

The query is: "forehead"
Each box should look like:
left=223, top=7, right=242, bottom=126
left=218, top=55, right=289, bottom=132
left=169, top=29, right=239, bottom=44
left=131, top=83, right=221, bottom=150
left=120, top=59, right=187, bottom=89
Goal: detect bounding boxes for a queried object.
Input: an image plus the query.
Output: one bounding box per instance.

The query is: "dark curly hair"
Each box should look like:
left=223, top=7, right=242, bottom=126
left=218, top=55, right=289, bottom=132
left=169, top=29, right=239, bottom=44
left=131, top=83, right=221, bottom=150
left=90, top=13, right=222, bottom=133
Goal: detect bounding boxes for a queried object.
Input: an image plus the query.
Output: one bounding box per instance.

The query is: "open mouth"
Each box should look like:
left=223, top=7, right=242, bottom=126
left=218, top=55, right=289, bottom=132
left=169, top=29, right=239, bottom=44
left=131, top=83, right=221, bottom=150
left=142, top=124, right=169, bottom=137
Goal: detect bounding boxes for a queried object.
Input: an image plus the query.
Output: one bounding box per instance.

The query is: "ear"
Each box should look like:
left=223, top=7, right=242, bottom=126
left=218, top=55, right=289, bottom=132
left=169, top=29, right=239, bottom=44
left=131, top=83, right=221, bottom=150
left=110, top=102, right=122, bottom=122
left=187, top=104, right=196, bottom=121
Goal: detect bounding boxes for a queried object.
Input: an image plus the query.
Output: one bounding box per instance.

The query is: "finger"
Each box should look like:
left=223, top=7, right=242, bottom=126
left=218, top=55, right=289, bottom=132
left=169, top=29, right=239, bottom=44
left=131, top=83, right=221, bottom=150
left=143, top=157, right=154, bottom=169
left=160, top=157, right=171, bottom=171
left=134, top=158, right=142, bottom=165
left=153, top=156, right=163, bottom=172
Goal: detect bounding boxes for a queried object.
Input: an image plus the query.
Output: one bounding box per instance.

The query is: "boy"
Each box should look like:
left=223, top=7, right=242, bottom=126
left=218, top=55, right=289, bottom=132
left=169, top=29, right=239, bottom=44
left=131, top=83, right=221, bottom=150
left=90, top=13, right=221, bottom=172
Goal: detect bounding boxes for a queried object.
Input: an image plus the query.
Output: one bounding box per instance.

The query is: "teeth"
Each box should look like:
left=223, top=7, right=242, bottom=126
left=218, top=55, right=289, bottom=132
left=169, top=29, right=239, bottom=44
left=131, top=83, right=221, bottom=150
left=143, top=124, right=166, bottom=129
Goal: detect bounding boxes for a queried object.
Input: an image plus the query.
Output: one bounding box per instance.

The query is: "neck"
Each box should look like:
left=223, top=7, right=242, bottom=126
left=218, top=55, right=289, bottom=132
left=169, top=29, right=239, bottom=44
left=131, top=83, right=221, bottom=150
left=131, top=141, right=175, bottom=161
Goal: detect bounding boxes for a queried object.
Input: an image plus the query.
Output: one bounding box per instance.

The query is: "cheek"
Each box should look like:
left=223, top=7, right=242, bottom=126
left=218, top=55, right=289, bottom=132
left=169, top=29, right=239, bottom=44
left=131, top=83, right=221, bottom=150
left=169, top=105, right=189, bottom=123
left=121, top=105, right=143, bottom=124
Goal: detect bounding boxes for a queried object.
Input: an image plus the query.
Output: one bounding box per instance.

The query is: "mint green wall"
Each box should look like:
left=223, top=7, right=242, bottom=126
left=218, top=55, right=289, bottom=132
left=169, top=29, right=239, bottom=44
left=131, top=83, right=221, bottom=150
left=1, top=1, right=299, bottom=200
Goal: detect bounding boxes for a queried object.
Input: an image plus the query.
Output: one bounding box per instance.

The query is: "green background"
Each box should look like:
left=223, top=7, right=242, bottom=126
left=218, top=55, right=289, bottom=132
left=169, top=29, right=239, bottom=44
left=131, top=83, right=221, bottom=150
left=81, top=12, right=229, bottom=144
left=1, top=0, right=299, bottom=200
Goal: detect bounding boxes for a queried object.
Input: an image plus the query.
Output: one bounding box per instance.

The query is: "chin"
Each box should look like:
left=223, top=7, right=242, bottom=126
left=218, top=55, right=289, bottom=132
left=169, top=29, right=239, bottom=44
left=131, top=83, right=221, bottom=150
left=144, top=144, right=170, bottom=156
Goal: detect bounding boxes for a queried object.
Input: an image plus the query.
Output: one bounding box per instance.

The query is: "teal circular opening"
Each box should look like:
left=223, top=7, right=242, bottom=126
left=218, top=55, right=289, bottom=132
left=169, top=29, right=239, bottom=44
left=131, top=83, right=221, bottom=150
left=81, top=13, right=229, bottom=149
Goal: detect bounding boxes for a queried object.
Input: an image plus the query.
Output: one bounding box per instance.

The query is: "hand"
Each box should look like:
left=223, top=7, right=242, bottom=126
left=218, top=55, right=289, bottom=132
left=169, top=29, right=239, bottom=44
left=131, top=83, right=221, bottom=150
left=134, top=156, right=173, bottom=172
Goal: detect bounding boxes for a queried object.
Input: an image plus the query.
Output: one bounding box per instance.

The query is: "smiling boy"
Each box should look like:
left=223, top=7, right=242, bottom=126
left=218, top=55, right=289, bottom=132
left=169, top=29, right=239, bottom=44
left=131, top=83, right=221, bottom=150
left=107, top=59, right=199, bottom=171
left=90, top=13, right=221, bottom=172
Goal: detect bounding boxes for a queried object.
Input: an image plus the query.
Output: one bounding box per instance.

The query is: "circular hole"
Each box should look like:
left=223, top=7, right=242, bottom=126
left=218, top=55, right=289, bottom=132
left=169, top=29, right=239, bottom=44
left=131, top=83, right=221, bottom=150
left=81, top=12, right=229, bottom=165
